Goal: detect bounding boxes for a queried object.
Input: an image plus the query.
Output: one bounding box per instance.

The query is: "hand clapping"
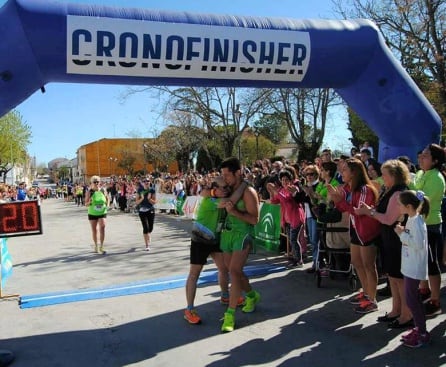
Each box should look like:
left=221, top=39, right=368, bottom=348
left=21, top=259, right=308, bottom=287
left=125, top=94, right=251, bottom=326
left=326, top=184, right=341, bottom=203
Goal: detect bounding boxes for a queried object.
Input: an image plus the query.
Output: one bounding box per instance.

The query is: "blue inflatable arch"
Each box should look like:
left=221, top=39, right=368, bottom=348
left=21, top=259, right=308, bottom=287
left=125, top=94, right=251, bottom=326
left=0, top=0, right=441, bottom=160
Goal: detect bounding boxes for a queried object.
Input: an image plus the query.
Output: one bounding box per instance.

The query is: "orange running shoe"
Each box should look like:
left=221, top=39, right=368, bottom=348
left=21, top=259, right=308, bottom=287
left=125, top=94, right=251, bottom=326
left=220, top=296, right=245, bottom=306
left=184, top=309, right=201, bottom=324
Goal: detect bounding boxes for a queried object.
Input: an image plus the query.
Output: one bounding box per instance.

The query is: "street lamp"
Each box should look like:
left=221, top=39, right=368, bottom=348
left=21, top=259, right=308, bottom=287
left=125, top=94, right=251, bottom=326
left=253, top=127, right=260, bottom=159
left=234, top=104, right=242, bottom=161
left=109, top=157, right=117, bottom=177
left=142, top=143, right=149, bottom=175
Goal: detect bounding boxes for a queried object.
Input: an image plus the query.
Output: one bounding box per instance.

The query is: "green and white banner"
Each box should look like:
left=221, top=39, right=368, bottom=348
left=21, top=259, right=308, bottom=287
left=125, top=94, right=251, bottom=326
left=254, top=203, right=281, bottom=253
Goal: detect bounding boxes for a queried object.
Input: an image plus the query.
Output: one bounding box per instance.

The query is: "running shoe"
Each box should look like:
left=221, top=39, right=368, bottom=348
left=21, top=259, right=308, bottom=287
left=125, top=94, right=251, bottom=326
left=349, top=292, right=367, bottom=305
left=418, top=288, right=431, bottom=303
left=354, top=299, right=378, bottom=314
left=424, top=300, right=441, bottom=317
left=401, top=327, right=418, bottom=342
left=403, top=330, right=430, bottom=348
left=184, top=309, right=201, bottom=324
left=220, top=296, right=245, bottom=306
left=242, top=291, right=260, bottom=313
left=221, top=311, right=235, bottom=332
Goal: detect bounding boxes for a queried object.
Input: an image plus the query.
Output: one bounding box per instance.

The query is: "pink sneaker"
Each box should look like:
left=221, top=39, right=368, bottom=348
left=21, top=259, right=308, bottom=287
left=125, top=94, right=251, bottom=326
left=403, top=328, right=430, bottom=348
left=401, top=327, right=418, bottom=342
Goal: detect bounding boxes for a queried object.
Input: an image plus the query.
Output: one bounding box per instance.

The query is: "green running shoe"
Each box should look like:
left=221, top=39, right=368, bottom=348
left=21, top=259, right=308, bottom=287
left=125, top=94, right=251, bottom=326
left=242, top=291, right=260, bottom=313
left=221, top=312, right=235, bottom=332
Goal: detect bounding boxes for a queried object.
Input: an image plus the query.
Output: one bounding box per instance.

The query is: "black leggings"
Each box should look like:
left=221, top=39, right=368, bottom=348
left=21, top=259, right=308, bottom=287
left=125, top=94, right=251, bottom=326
left=427, top=224, right=442, bottom=276
left=139, top=210, right=155, bottom=234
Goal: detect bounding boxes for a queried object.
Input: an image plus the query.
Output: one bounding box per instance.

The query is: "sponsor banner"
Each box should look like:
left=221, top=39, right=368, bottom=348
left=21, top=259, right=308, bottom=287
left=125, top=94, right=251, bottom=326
left=254, top=202, right=281, bottom=253
left=154, top=193, right=176, bottom=210
left=1, top=238, right=13, bottom=287
left=67, top=16, right=310, bottom=81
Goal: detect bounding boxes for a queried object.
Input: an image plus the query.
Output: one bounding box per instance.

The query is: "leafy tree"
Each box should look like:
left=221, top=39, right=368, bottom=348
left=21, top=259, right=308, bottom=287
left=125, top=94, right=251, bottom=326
left=240, top=132, right=276, bottom=165
left=117, top=151, right=137, bottom=177
left=333, top=0, right=446, bottom=126
left=346, top=108, right=379, bottom=153
left=125, top=86, right=271, bottom=163
left=162, top=111, right=212, bottom=172
left=57, top=166, right=70, bottom=182
left=264, top=88, right=341, bottom=161
left=254, top=112, right=289, bottom=145
left=36, top=163, right=49, bottom=177
left=0, top=110, right=32, bottom=182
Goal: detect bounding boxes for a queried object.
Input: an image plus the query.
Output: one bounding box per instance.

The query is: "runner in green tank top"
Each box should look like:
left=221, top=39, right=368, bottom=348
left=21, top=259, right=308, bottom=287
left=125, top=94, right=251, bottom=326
left=184, top=176, right=247, bottom=325
left=85, top=175, right=109, bottom=254
left=219, top=157, right=260, bottom=333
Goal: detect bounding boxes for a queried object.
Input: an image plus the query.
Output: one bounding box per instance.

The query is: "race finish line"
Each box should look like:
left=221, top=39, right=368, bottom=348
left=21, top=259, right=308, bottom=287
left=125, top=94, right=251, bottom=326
left=19, top=264, right=285, bottom=309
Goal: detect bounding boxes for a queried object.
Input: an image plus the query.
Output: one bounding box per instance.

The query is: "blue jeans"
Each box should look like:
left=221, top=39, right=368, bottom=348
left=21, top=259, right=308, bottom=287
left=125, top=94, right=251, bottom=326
left=306, top=217, right=319, bottom=267
left=286, top=223, right=303, bottom=262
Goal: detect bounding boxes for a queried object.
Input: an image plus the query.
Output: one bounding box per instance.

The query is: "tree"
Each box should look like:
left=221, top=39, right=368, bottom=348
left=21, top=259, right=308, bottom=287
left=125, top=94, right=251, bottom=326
left=254, top=112, right=289, bottom=145
left=264, top=88, right=341, bottom=161
left=0, top=110, right=32, bottom=182
left=125, top=86, right=271, bottom=163
left=117, top=151, right=137, bottom=177
left=58, top=166, right=70, bottom=182
left=347, top=108, right=379, bottom=153
left=162, top=110, right=212, bottom=172
left=333, top=0, right=446, bottom=126
left=240, top=132, right=276, bottom=165
left=36, top=163, right=49, bottom=177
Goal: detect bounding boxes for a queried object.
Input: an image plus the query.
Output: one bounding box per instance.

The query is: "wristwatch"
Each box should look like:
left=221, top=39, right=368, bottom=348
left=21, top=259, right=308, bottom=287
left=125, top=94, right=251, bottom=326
left=370, top=209, right=376, bottom=216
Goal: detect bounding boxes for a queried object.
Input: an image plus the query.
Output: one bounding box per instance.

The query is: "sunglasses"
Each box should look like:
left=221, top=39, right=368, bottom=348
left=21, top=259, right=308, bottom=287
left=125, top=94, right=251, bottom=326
left=93, top=181, right=99, bottom=184
left=142, top=180, right=149, bottom=183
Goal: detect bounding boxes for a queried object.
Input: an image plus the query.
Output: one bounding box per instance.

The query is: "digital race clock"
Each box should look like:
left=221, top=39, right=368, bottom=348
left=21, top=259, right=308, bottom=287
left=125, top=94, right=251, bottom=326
left=0, top=200, right=43, bottom=237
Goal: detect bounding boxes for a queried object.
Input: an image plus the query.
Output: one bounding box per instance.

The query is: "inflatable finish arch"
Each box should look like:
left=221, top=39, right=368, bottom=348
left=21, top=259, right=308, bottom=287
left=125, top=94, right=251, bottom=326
left=0, top=0, right=441, bottom=160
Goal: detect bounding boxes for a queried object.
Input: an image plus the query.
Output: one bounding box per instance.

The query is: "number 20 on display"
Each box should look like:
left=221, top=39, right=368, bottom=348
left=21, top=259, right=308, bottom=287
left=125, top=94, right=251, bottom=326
left=0, top=201, right=43, bottom=237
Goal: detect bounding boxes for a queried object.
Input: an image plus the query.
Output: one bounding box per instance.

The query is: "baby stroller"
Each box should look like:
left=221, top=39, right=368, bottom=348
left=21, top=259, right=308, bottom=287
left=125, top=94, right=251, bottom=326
left=314, top=204, right=358, bottom=290
left=125, top=193, right=139, bottom=214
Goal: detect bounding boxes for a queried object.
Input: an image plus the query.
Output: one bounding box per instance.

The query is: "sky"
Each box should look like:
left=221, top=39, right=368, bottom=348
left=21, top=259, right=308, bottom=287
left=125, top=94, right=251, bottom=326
left=1, top=0, right=351, bottom=165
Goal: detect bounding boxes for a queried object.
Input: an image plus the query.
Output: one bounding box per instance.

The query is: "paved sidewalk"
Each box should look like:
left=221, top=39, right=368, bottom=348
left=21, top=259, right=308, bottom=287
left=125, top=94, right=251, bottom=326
left=1, top=199, right=445, bottom=367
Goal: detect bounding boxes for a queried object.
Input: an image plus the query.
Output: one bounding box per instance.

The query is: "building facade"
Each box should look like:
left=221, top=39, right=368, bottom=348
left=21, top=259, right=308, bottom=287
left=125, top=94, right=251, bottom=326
left=76, top=138, right=178, bottom=183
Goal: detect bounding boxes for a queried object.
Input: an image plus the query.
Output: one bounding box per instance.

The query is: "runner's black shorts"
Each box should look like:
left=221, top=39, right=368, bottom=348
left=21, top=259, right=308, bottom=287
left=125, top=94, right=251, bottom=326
left=190, top=239, right=221, bottom=265
left=88, top=214, right=107, bottom=220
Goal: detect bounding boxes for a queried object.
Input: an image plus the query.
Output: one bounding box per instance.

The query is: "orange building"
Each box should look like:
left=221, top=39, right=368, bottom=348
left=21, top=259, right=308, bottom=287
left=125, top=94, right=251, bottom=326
left=77, top=138, right=178, bottom=182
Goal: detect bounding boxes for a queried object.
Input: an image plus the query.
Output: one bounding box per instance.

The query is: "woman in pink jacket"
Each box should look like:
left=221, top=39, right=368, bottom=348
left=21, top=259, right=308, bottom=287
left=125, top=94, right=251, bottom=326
left=328, top=158, right=381, bottom=314
left=268, top=169, right=306, bottom=268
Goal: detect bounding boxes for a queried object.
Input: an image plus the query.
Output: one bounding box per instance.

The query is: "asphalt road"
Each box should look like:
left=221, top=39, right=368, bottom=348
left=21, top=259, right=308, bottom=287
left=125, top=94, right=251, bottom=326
left=1, top=198, right=445, bottom=367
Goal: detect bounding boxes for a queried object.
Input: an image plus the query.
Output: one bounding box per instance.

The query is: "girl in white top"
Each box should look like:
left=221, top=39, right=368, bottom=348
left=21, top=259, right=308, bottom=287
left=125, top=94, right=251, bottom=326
left=395, top=190, right=430, bottom=348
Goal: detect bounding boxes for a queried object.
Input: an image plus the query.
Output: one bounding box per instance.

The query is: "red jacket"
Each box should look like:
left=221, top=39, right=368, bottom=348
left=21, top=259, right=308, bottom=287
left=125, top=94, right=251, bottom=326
left=335, top=184, right=381, bottom=244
